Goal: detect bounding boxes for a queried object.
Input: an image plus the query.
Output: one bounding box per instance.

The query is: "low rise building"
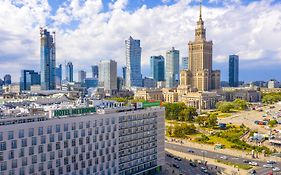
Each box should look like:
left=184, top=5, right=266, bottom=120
left=219, top=87, right=261, bottom=102
left=134, top=89, right=163, bottom=101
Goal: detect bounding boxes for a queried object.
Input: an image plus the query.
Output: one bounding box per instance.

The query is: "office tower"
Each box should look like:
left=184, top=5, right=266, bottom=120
left=117, top=77, right=124, bottom=91
left=78, top=70, right=87, bottom=83
left=122, top=66, right=126, bottom=83
left=0, top=79, right=3, bottom=87
left=20, top=70, right=40, bottom=91
left=125, top=36, right=142, bottom=88
left=55, top=64, right=62, bottom=86
left=40, top=28, right=56, bottom=90
left=150, top=56, right=165, bottom=81
left=98, top=60, right=117, bottom=91
left=181, top=57, right=188, bottom=70
left=3, top=74, right=11, bottom=85
left=0, top=101, right=164, bottom=175
left=268, top=79, right=280, bottom=88
left=165, top=47, right=179, bottom=88
left=180, top=2, right=220, bottom=91
left=91, top=65, right=99, bottom=78
left=143, top=77, right=157, bottom=88
left=229, top=55, right=239, bottom=87
left=65, top=62, right=74, bottom=82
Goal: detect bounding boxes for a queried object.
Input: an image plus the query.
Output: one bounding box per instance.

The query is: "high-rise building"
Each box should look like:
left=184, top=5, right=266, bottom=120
left=3, top=74, right=11, bottom=85
left=91, top=65, right=99, bottom=78
left=99, top=60, right=117, bottom=92
left=78, top=70, right=87, bottom=83
left=180, top=2, right=220, bottom=91
left=0, top=101, right=165, bottom=175
left=55, top=64, right=62, bottom=86
left=150, top=56, right=165, bottom=81
left=268, top=79, right=280, bottom=88
left=20, top=70, right=40, bottom=91
left=165, top=47, right=179, bottom=88
left=40, top=28, right=56, bottom=90
left=181, top=57, right=188, bottom=70
left=65, top=62, right=74, bottom=82
left=122, top=66, right=126, bottom=83
left=84, top=78, right=98, bottom=89
left=229, top=55, right=239, bottom=87
left=125, top=36, right=142, bottom=88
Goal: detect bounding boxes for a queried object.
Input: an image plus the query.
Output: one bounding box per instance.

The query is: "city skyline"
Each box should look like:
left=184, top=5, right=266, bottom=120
left=0, top=0, right=281, bottom=82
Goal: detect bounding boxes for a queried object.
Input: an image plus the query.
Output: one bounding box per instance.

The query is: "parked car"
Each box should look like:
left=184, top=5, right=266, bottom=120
left=190, top=162, right=197, bottom=167
left=173, top=164, right=180, bottom=169
left=273, top=167, right=281, bottom=172
left=243, top=160, right=250, bottom=163
left=166, top=154, right=174, bottom=158
left=267, top=160, right=276, bottom=164
left=263, top=164, right=274, bottom=168
left=249, top=170, right=256, bottom=175
left=188, top=149, right=195, bottom=153
left=174, top=157, right=182, bottom=161
left=220, top=156, right=228, bottom=160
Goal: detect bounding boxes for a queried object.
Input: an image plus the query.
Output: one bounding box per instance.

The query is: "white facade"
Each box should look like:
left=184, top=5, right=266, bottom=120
left=0, top=107, right=165, bottom=175
left=268, top=80, right=280, bottom=89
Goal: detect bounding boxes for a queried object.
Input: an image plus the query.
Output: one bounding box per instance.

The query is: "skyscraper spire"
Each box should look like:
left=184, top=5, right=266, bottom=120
left=199, top=0, right=202, bottom=20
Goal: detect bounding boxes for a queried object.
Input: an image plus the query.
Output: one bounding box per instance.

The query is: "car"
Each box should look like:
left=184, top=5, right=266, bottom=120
left=273, top=167, right=281, bottom=172
left=267, top=160, right=276, bottom=164
left=263, top=164, right=274, bottom=168
left=166, top=154, right=174, bottom=158
left=190, top=162, right=197, bottom=167
left=174, top=157, right=182, bottom=161
left=201, top=167, right=208, bottom=173
left=243, top=160, right=250, bottom=163
left=220, top=156, right=228, bottom=160
left=188, top=149, right=195, bottom=153
left=249, top=170, right=257, bottom=175
left=249, top=162, right=258, bottom=166
left=173, top=164, right=180, bottom=169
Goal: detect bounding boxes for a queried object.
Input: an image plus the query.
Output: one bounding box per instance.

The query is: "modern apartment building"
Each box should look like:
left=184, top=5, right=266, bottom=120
left=0, top=101, right=164, bottom=175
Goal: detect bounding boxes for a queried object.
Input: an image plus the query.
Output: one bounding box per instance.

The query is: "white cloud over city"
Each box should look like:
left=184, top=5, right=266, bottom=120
left=0, top=0, right=281, bottom=81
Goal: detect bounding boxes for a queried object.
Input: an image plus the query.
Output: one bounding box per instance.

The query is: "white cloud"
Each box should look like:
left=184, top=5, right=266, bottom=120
left=0, top=0, right=281, bottom=82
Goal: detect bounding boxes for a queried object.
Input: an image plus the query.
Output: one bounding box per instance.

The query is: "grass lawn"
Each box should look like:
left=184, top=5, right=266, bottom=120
left=207, top=136, right=235, bottom=148
left=216, top=159, right=253, bottom=170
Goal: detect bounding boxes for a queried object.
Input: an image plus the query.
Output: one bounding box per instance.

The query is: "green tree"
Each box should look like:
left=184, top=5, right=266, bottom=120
left=195, top=115, right=207, bottom=126
left=166, top=126, right=173, bottom=136
left=268, top=120, right=278, bottom=127
left=233, top=99, right=248, bottom=110
left=207, top=113, right=218, bottom=128
left=216, top=102, right=234, bottom=113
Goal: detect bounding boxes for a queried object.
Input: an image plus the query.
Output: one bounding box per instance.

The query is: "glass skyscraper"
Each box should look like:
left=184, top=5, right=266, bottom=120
left=65, top=62, right=74, bottom=82
left=150, top=56, right=165, bottom=81
left=78, top=70, right=87, bottom=83
left=125, top=36, right=142, bottom=88
left=165, top=47, right=179, bottom=88
left=3, top=74, right=11, bottom=85
left=229, top=55, right=239, bottom=87
left=20, top=70, right=40, bottom=91
left=40, top=28, right=56, bottom=90
left=181, top=57, right=188, bottom=70
left=91, top=65, right=99, bottom=78
left=55, top=64, right=62, bottom=86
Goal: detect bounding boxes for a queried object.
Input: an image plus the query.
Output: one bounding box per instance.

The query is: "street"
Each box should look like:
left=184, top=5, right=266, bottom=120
left=166, top=142, right=281, bottom=175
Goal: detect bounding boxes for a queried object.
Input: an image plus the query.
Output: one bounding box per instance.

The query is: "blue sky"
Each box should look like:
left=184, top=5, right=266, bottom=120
left=0, top=0, right=281, bottom=82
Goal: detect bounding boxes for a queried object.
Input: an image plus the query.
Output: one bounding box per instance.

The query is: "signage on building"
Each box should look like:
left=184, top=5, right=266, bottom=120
left=51, top=107, right=96, bottom=117
left=142, top=101, right=161, bottom=108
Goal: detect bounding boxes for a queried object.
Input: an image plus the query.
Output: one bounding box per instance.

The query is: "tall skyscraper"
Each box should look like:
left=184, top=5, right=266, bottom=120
left=20, top=70, right=40, bottom=91
left=91, top=65, right=99, bottom=78
left=150, top=56, right=165, bottom=82
left=3, top=74, right=11, bottom=85
left=229, top=55, right=239, bottom=87
left=55, top=64, right=62, bottom=86
left=180, top=2, right=220, bottom=91
left=99, top=60, right=117, bottom=92
left=181, top=57, right=188, bottom=70
left=165, top=47, right=179, bottom=88
left=125, top=36, right=142, bottom=88
left=78, top=70, right=87, bottom=83
left=65, top=62, right=74, bottom=82
left=122, top=66, right=126, bottom=83
left=40, top=28, right=56, bottom=90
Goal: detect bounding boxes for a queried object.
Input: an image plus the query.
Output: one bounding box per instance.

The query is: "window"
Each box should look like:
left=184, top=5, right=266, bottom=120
left=56, top=159, right=60, bottom=167
left=1, top=161, right=7, bottom=171
left=48, top=161, right=52, bottom=169
left=56, top=142, right=60, bottom=150
left=21, top=139, right=27, bottom=147
left=8, top=131, right=14, bottom=140
left=12, top=159, right=17, bottom=168
left=88, top=128, right=92, bottom=135
left=28, top=128, right=34, bottom=137
left=0, top=142, right=6, bottom=151
left=31, top=137, right=37, bottom=145
left=64, top=124, right=69, bottom=131
left=71, top=139, right=76, bottom=147
left=29, top=165, right=34, bottom=174
left=0, top=152, right=3, bottom=162
left=64, top=157, right=69, bottom=165
left=31, top=155, right=37, bottom=164
left=49, top=134, right=55, bottom=142
left=47, top=143, right=52, bottom=152
left=66, top=132, right=70, bottom=139
left=22, top=157, right=28, bottom=166
left=18, top=129, right=24, bottom=138
left=40, top=154, right=46, bottom=162
left=79, top=122, right=83, bottom=129
left=47, top=126, right=52, bottom=134
left=64, top=141, right=68, bottom=148
left=19, top=148, right=25, bottom=157
left=38, top=127, right=43, bottom=135
left=86, top=121, right=90, bottom=128
left=66, top=148, right=71, bottom=156
left=50, top=152, right=55, bottom=160
left=71, top=123, right=76, bottom=130
left=0, top=132, right=3, bottom=141
left=74, top=131, right=78, bottom=138
left=8, top=150, right=14, bottom=159
left=81, top=129, right=85, bottom=137
left=106, top=118, right=109, bottom=125
left=56, top=124, right=60, bottom=133
left=39, top=163, right=44, bottom=171
left=58, top=133, right=63, bottom=141
left=38, top=145, right=44, bottom=153
left=79, top=138, right=83, bottom=145
left=29, top=147, right=34, bottom=155
left=41, top=136, right=46, bottom=144
left=58, top=150, right=63, bottom=158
